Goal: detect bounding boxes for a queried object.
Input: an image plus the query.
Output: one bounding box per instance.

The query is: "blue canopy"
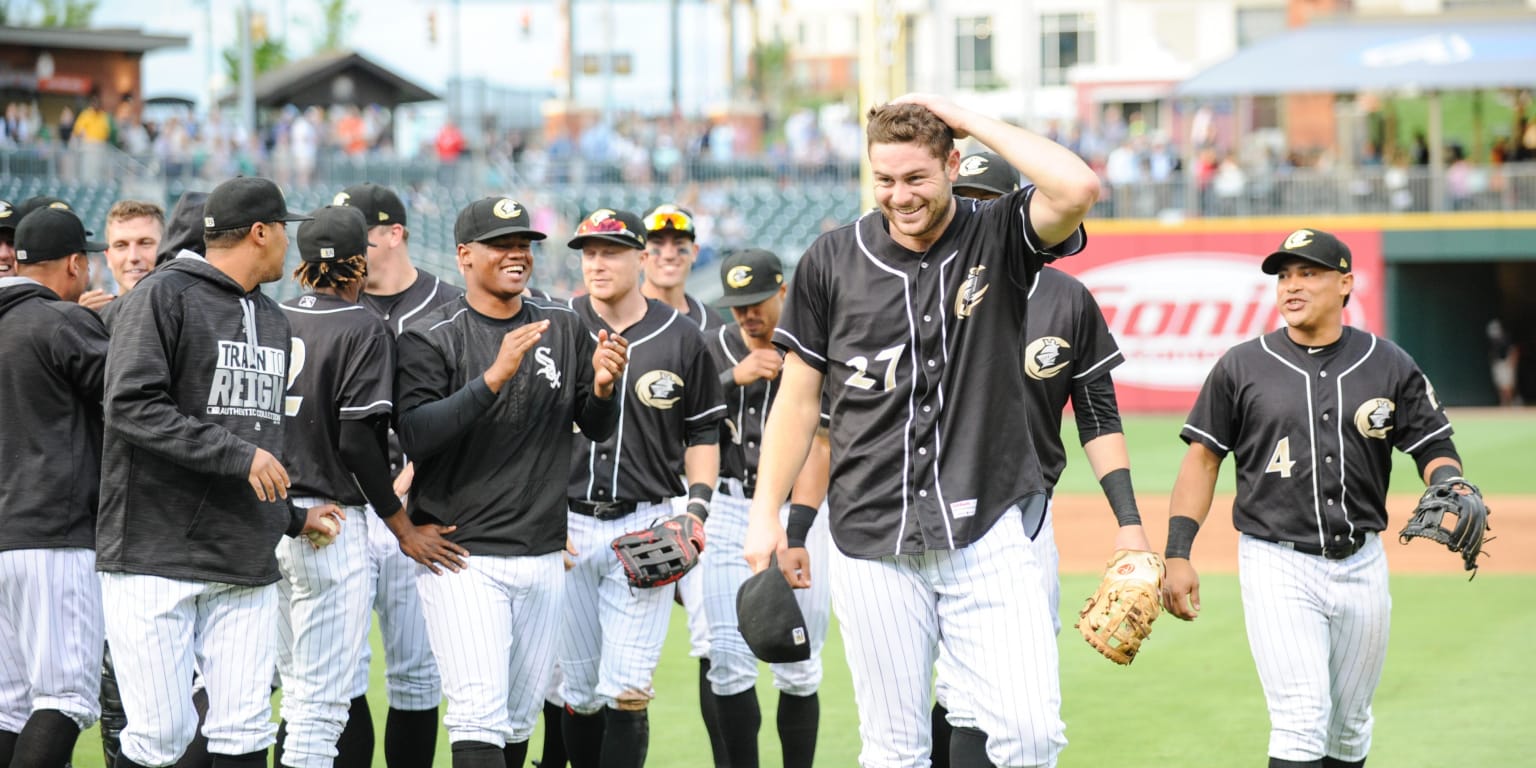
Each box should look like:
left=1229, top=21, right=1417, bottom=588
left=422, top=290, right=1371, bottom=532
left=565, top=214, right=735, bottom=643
left=1176, top=17, right=1536, bottom=96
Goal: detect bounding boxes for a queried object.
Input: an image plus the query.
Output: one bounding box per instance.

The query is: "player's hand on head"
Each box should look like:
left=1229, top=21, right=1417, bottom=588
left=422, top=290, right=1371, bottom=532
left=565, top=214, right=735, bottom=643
left=742, top=502, right=787, bottom=574
left=398, top=521, right=468, bottom=575
left=485, top=320, right=550, bottom=393
left=592, top=329, right=629, bottom=397
left=891, top=93, right=971, bottom=138
left=1161, top=557, right=1202, bottom=621
left=779, top=546, right=812, bottom=589
left=78, top=289, right=114, bottom=311
left=248, top=448, right=290, bottom=502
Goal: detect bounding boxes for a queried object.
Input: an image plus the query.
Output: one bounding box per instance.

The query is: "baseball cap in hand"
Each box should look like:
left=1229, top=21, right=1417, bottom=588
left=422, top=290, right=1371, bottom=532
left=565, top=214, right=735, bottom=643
left=1261, top=228, right=1353, bottom=275
left=334, top=182, right=407, bottom=227
left=14, top=207, right=106, bottom=263
left=953, top=151, right=1020, bottom=198
left=716, top=248, right=785, bottom=307
left=568, top=209, right=646, bottom=251
left=736, top=554, right=812, bottom=663
left=299, top=206, right=371, bottom=263
left=642, top=204, right=696, bottom=238
left=455, top=197, right=547, bottom=243
left=203, top=177, right=311, bottom=232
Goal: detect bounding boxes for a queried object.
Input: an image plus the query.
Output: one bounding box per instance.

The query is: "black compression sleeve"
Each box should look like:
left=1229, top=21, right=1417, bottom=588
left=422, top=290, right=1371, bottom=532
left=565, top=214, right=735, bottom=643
left=1097, top=468, right=1141, bottom=526
left=575, top=389, right=619, bottom=442
left=685, top=420, right=720, bottom=446
left=1072, top=373, right=1124, bottom=444
left=339, top=417, right=404, bottom=517
left=396, top=377, right=497, bottom=458
left=1412, top=438, right=1461, bottom=478
left=786, top=504, right=818, bottom=548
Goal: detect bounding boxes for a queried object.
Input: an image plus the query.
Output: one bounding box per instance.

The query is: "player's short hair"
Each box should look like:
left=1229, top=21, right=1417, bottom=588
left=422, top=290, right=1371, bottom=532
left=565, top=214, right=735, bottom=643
left=293, top=252, right=367, bottom=290
left=866, top=103, right=955, bottom=162
left=106, top=199, right=166, bottom=229
left=204, top=224, right=254, bottom=250
left=371, top=222, right=409, bottom=245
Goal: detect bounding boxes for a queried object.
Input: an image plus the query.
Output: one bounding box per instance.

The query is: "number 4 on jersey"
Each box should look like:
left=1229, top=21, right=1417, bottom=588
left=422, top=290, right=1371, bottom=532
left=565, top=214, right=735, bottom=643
left=1265, top=436, right=1296, bottom=478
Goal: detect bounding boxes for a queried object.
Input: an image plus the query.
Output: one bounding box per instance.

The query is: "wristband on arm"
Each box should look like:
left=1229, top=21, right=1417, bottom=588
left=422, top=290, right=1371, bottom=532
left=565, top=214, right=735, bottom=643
left=1098, top=468, right=1141, bottom=527
left=1165, top=515, right=1201, bottom=559
left=786, top=504, right=818, bottom=548
left=686, top=482, right=713, bottom=523
left=1429, top=464, right=1462, bottom=486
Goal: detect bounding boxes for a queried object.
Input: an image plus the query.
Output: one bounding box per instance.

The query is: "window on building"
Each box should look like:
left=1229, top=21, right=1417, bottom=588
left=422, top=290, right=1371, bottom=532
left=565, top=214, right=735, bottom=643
left=1235, top=7, right=1287, bottom=48
left=955, top=16, right=995, bottom=89
left=1041, top=13, right=1094, bottom=87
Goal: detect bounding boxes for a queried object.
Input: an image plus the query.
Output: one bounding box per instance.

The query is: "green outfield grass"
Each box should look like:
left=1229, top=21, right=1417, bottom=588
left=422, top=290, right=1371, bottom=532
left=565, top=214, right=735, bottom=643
left=70, top=572, right=1532, bottom=768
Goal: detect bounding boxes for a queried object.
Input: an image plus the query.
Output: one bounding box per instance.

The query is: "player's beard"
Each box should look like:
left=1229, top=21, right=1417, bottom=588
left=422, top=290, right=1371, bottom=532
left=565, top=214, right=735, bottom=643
left=882, top=194, right=954, bottom=248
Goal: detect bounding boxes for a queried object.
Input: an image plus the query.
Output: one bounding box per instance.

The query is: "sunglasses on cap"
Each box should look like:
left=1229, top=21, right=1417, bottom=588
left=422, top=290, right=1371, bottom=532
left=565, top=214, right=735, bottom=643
left=577, top=216, right=634, bottom=237
left=643, top=209, right=693, bottom=233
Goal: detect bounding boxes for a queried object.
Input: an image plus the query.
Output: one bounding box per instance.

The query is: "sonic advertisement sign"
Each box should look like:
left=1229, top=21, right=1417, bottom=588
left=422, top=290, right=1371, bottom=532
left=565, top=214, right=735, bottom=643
left=1052, top=229, right=1384, bottom=412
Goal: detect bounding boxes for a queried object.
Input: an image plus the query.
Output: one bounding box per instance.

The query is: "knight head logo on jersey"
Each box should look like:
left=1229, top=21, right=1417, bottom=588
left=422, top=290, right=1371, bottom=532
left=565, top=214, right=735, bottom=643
left=954, top=265, right=990, bottom=318
left=1353, top=397, right=1396, bottom=439
left=534, top=346, right=561, bottom=389
left=1024, top=336, right=1072, bottom=380
left=635, top=370, right=684, bottom=409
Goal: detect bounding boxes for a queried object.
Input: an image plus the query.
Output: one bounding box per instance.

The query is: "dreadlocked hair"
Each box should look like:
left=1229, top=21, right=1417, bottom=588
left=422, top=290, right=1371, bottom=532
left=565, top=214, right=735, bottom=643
left=293, top=253, right=368, bottom=290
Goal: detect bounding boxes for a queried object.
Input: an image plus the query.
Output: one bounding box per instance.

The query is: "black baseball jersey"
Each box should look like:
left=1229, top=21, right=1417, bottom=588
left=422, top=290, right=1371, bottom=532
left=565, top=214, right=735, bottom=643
left=682, top=293, right=723, bottom=332
left=1023, top=267, right=1123, bottom=485
left=395, top=296, right=610, bottom=555
left=363, top=269, right=464, bottom=336
left=775, top=188, right=1084, bottom=558
left=708, top=324, right=834, bottom=494
left=280, top=292, right=396, bottom=505
left=1182, top=326, right=1453, bottom=547
left=567, top=296, right=726, bottom=503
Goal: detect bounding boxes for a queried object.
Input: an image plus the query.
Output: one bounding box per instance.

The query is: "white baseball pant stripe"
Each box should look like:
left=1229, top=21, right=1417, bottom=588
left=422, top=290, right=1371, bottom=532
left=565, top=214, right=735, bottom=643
left=560, top=501, right=677, bottom=713
left=351, top=511, right=441, bottom=709
left=101, top=573, right=279, bottom=766
left=416, top=551, right=564, bottom=746
left=702, top=489, right=830, bottom=697
left=275, top=501, right=374, bottom=768
left=1240, top=533, right=1389, bottom=763
left=0, top=548, right=103, bottom=731
left=831, top=505, right=1063, bottom=768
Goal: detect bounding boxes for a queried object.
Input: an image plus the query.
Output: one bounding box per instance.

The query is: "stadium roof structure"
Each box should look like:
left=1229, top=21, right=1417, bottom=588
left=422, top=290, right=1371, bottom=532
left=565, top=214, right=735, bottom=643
left=0, top=25, right=188, bottom=53
left=1176, top=16, right=1536, bottom=96
left=223, top=49, right=439, bottom=109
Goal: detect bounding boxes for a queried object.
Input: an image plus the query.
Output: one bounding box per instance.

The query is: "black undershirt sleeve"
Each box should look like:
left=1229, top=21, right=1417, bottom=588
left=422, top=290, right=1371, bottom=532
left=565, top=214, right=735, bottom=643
left=396, top=378, right=497, bottom=458
left=1072, top=372, right=1124, bottom=444
left=339, top=416, right=404, bottom=518
left=685, top=420, right=720, bottom=447
left=574, top=390, right=619, bottom=442
left=1411, top=437, right=1461, bottom=478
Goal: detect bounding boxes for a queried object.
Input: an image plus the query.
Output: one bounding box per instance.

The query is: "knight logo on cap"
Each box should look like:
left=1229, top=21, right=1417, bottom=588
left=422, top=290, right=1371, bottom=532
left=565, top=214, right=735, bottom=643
left=493, top=199, right=521, bottom=219
left=332, top=191, right=350, bottom=206
left=0, top=201, right=12, bottom=219
left=959, top=155, right=990, bottom=176
left=1283, top=229, right=1314, bottom=250
left=48, top=201, right=67, bottom=210
left=726, top=265, right=753, bottom=289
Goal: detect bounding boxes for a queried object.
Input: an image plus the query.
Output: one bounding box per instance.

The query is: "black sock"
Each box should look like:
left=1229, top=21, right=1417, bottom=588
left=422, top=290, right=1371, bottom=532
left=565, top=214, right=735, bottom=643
left=11, top=709, right=82, bottom=768
left=451, top=741, right=505, bottom=768
left=503, top=740, right=529, bottom=768
left=713, top=689, right=759, bottom=768
left=930, top=703, right=952, bottom=768
left=176, top=688, right=213, bottom=768
left=539, top=702, right=568, bottom=768
left=334, top=696, right=375, bottom=768
left=1269, top=760, right=1323, bottom=768
left=696, top=659, right=729, bottom=768
left=776, top=692, right=818, bottom=768
left=385, top=707, right=439, bottom=768
left=273, top=721, right=287, bottom=768
left=561, top=708, right=605, bottom=768
left=949, top=726, right=994, bottom=768
left=1322, top=759, right=1365, bottom=768
left=210, top=750, right=267, bottom=768
left=0, top=730, right=19, bottom=768
left=599, top=708, right=648, bottom=768
left=101, top=644, right=126, bottom=768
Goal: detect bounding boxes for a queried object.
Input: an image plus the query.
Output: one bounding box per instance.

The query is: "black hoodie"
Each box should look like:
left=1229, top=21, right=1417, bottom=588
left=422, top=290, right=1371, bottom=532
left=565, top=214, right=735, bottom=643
left=0, top=277, right=109, bottom=551
left=97, top=257, right=299, bottom=585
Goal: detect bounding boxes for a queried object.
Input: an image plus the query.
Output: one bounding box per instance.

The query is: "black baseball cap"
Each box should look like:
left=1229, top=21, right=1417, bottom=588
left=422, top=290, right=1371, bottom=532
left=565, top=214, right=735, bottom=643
left=716, top=248, right=785, bottom=308
left=0, top=199, right=15, bottom=231
left=454, top=197, right=547, bottom=244
left=642, top=204, right=696, bottom=239
left=16, top=195, right=73, bottom=221
left=298, top=205, right=371, bottom=263
left=953, top=151, right=1020, bottom=198
left=1261, top=228, right=1353, bottom=275
left=202, top=177, right=311, bottom=232
left=14, top=207, right=106, bottom=264
left=736, top=555, right=812, bottom=664
left=568, top=209, right=646, bottom=251
left=334, top=182, right=408, bottom=228
left=158, top=191, right=209, bottom=264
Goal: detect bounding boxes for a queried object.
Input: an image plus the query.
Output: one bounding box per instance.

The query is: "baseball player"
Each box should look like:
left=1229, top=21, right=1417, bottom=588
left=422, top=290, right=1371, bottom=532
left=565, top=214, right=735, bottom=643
left=1162, top=229, right=1470, bottom=768
left=97, top=177, right=336, bottom=768
left=394, top=196, right=627, bottom=768
left=80, top=200, right=165, bottom=313
left=0, top=199, right=18, bottom=278
left=0, top=207, right=109, bottom=768
left=273, top=205, right=402, bottom=768
left=703, top=247, right=833, bottom=768
left=336, top=181, right=453, bottom=768
left=930, top=151, right=1150, bottom=765
left=560, top=208, right=725, bottom=768
left=741, top=95, right=1104, bottom=768
left=639, top=201, right=726, bottom=763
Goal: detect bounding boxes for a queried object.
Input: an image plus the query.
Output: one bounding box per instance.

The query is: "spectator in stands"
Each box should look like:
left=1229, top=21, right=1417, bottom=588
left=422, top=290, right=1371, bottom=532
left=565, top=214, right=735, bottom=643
left=1488, top=319, right=1521, bottom=407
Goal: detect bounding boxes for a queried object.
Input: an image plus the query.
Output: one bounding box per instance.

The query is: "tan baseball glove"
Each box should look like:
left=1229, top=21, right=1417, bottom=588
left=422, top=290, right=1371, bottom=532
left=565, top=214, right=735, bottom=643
left=1076, top=549, right=1165, bottom=665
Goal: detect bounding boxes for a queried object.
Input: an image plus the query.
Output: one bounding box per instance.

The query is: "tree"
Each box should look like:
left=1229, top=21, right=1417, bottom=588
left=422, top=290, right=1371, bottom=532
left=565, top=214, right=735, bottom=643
left=35, top=0, right=98, bottom=27
left=222, top=10, right=289, bottom=87
left=314, top=0, right=357, bottom=52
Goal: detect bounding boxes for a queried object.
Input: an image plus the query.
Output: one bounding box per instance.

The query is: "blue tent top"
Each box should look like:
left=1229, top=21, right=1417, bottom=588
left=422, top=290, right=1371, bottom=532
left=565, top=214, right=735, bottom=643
left=1176, top=17, right=1536, bottom=96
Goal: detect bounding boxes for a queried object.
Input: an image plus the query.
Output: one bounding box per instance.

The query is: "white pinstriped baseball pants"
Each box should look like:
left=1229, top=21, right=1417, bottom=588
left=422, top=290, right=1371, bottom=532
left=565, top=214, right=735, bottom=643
left=274, top=500, right=373, bottom=768
left=100, top=573, right=279, bottom=766
left=350, top=511, right=440, bottom=709
left=1240, top=533, right=1389, bottom=763
left=831, top=505, right=1063, bottom=768
left=0, top=548, right=103, bottom=731
left=416, top=551, right=565, bottom=747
